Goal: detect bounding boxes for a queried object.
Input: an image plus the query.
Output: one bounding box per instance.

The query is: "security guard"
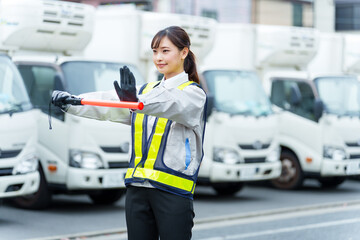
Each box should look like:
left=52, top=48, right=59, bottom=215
left=52, top=26, right=207, bottom=240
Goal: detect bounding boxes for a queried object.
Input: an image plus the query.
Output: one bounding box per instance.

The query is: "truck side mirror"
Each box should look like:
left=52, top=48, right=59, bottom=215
left=206, top=94, right=215, bottom=120
left=54, top=74, right=65, bottom=91
left=290, top=84, right=302, bottom=106
left=314, top=99, right=324, bottom=122
left=52, top=74, right=66, bottom=120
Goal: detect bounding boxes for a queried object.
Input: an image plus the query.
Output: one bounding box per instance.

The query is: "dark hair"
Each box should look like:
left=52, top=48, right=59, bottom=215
left=151, top=26, right=199, bottom=84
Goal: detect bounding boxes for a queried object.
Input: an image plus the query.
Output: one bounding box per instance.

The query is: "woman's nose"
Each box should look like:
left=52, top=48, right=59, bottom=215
left=155, top=53, right=163, bottom=61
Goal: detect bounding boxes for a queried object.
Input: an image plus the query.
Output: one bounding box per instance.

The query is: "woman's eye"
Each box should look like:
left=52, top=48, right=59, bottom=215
left=163, top=49, right=169, bottom=53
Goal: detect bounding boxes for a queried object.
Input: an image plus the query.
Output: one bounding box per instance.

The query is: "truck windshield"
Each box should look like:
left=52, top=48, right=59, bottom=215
left=61, top=61, right=145, bottom=95
left=0, top=55, right=32, bottom=115
left=315, top=76, right=360, bottom=117
left=204, top=70, right=273, bottom=116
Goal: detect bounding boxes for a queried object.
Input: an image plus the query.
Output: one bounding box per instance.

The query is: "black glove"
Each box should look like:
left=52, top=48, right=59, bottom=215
left=51, top=90, right=72, bottom=108
left=114, top=66, right=138, bottom=102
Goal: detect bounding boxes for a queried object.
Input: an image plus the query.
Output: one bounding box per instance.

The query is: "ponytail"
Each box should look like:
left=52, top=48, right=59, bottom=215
left=184, top=50, right=199, bottom=84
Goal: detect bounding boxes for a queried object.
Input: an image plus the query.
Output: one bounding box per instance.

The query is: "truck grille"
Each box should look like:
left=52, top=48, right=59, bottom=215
left=346, top=142, right=360, bottom=147
left=101, top=146, right=128, bottom=153
left=350, top=154, right=360, bottom=159
left=0, top=149, right=22, bottom=159
left=108, top=162, right=129, bottom=169
left=0, top=168, right=13, bottom=176
left=244, top=157, right=266, bottom=163
left=238, top=143, right=270, bottom=150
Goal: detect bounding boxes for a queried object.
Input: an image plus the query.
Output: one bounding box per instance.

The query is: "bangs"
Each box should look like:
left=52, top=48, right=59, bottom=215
left=151, top=30, right=167, bottom=49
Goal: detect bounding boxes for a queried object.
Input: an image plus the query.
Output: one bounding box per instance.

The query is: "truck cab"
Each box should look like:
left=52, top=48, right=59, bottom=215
left=198, top=68, right=281, bottom=195
left=0, top=54, right=40, bottom=200
left=196, top=24, right=281, bottom=195
left=15, top=57, right=145, bottom=208
left=1, top=0, right=145, bottom=208
left=266, top=30, right=360, bottom=189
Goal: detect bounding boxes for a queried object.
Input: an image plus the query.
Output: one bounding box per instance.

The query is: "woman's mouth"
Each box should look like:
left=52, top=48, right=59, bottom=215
left=157, top=64, right=166, bottom=68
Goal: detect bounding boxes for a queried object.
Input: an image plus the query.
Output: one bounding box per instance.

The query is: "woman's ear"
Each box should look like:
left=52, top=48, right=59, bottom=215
left=181, top=47, right=189, bottom=60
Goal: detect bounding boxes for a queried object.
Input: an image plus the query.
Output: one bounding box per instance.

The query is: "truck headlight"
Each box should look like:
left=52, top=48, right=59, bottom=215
left=323, top=146, right=347, bottom=161
left=213, top=147, right=240, bottom=164
left=266, top=147, right=280, bottom=162
left=69, top=150, right=104, bottom=169
left=12, top=154, right=39, bottom=175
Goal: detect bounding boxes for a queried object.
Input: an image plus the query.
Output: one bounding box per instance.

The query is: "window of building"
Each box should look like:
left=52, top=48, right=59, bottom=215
left=293, top=3, right=303, bottom=27
left=336, top=2, right=360, bottom=31
left=201, top=9, right=218, bottom=20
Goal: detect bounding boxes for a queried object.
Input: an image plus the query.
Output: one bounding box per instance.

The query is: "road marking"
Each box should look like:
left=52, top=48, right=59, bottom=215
left=197, top=217, right=360, bottom=240
left=28, top=200, right=360, bottom=240
left=194, top=200, right=360, bottom=230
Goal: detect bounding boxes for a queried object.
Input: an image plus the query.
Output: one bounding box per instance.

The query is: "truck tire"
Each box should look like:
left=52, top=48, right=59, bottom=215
left=89, top=189, right=126, bottom=205
left=212, top=182, right=244, bottom=196
left=271, top=150, right=304, bottom=190
left=318, top=177, right=346, bottom=189
left=13, top=165, right=52, bottom=209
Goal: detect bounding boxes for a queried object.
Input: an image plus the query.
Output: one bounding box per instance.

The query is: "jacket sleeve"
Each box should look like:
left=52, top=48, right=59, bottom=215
left=136, top=84, right=206, bottom=129
left=66, top=90, right=131, bottom=125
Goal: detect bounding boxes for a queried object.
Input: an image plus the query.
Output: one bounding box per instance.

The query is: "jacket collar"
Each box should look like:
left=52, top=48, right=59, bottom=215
left=159, top=71, right=188, bottom=89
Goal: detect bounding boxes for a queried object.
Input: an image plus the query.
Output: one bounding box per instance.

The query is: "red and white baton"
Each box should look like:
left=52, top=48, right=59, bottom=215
left=64, top=97, right=144, bottom=110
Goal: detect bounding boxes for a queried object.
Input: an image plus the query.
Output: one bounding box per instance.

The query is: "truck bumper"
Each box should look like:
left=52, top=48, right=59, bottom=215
left=321, top=159, right=360, bottom=176
left=210, top=161, right=282, bottom=182
left=67, top=167, right=128, bottom=190
left=0, top=171, right=40, bottom=198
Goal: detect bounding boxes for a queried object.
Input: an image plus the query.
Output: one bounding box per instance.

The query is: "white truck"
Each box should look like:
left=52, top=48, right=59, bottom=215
left=1, top=0, right=146, bottom=209
left=83, top=5, right=217, bottom=83
left=197, top=24, right=282, bottom=194
left=0, top=53, right=40, bottom=200
left=85, top=7, right=282, bottom=195
left=263, top=28, right=360, bottom=189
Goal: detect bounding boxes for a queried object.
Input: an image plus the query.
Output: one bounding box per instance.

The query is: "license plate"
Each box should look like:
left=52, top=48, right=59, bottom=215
left=241, top=167, right=257, bottom=180
left=346, top=161, right=360, bottom=175
left=103, top=172, right=126, bottom=187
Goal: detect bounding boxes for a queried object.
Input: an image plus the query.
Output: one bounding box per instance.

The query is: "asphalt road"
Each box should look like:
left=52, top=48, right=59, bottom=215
left=1, top=179, right=360, bottom=240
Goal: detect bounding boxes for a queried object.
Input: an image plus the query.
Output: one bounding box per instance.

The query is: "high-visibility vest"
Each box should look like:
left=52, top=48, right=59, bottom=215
left=125, top=80, right=203, bottom=198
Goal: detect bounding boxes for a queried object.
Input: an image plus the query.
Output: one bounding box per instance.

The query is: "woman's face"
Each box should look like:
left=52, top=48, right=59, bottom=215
left=152, top=36, right=188, bottom=80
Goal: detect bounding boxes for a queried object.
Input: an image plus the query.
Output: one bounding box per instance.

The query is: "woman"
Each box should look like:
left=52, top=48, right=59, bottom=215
left=52, top=26, right=207, bottom=240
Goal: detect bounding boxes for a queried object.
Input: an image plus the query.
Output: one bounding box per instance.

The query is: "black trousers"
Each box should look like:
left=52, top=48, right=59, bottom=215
left=125, top=186, right=195, bottom=240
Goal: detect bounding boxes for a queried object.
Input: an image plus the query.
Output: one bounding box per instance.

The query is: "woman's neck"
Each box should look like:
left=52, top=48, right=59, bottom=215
left=164, top=71, right=185, bottom=80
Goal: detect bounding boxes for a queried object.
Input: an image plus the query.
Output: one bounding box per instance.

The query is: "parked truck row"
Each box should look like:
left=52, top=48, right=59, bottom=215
left=207, top=23, right=360, bottom=189
left=1, top=0, right=359, bottom=209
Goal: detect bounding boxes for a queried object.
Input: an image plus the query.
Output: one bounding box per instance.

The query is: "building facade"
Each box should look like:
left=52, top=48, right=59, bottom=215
left=62, top=0, right=314, bottom=27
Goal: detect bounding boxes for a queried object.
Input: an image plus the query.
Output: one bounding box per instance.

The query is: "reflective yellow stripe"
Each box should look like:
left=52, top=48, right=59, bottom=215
left=177, top=81, right=195, bottom=90
left=126, top=80, right=197, bottom=194
left=191, top=184, right=196, bottom=194
left=125, top=168, right=134, bottom=179
left=134, top=114, right=145, bottom=166
left=143, top=81, right=160, bottom=94
left=132, top=168, right=195, bottom=192
left=144, top=118, right=168, bottom=169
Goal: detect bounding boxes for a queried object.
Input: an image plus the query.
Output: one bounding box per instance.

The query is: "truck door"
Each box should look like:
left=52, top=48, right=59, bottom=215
left=270, top=78, right=322, bottom=173
left=17, top=63, right=69, bottom=181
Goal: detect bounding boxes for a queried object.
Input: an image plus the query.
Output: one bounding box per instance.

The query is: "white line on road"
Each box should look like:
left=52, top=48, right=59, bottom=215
left=197, top=217, right=360, bottom=240
left=28, top=200, right=360, bottom=240
left=194, top=201, right=360, bottom=230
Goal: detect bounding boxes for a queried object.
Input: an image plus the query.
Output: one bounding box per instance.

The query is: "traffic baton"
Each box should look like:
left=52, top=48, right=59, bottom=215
left=64, top=97, right=144, bottom=110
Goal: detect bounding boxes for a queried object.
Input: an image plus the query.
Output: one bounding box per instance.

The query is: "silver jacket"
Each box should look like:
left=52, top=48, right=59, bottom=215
left=66, top=72, right=206, bottom=180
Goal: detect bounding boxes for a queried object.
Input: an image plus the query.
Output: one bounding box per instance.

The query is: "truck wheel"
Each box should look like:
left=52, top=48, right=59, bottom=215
left=271, top=150, right=303, bottom=190
left=212, top=182, right=244, bottom=196
left=318, top=177, right=346, bottom=189
left=13, top=165, right=52, bottom=209
left=89, top=189, right=126, bottom=205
